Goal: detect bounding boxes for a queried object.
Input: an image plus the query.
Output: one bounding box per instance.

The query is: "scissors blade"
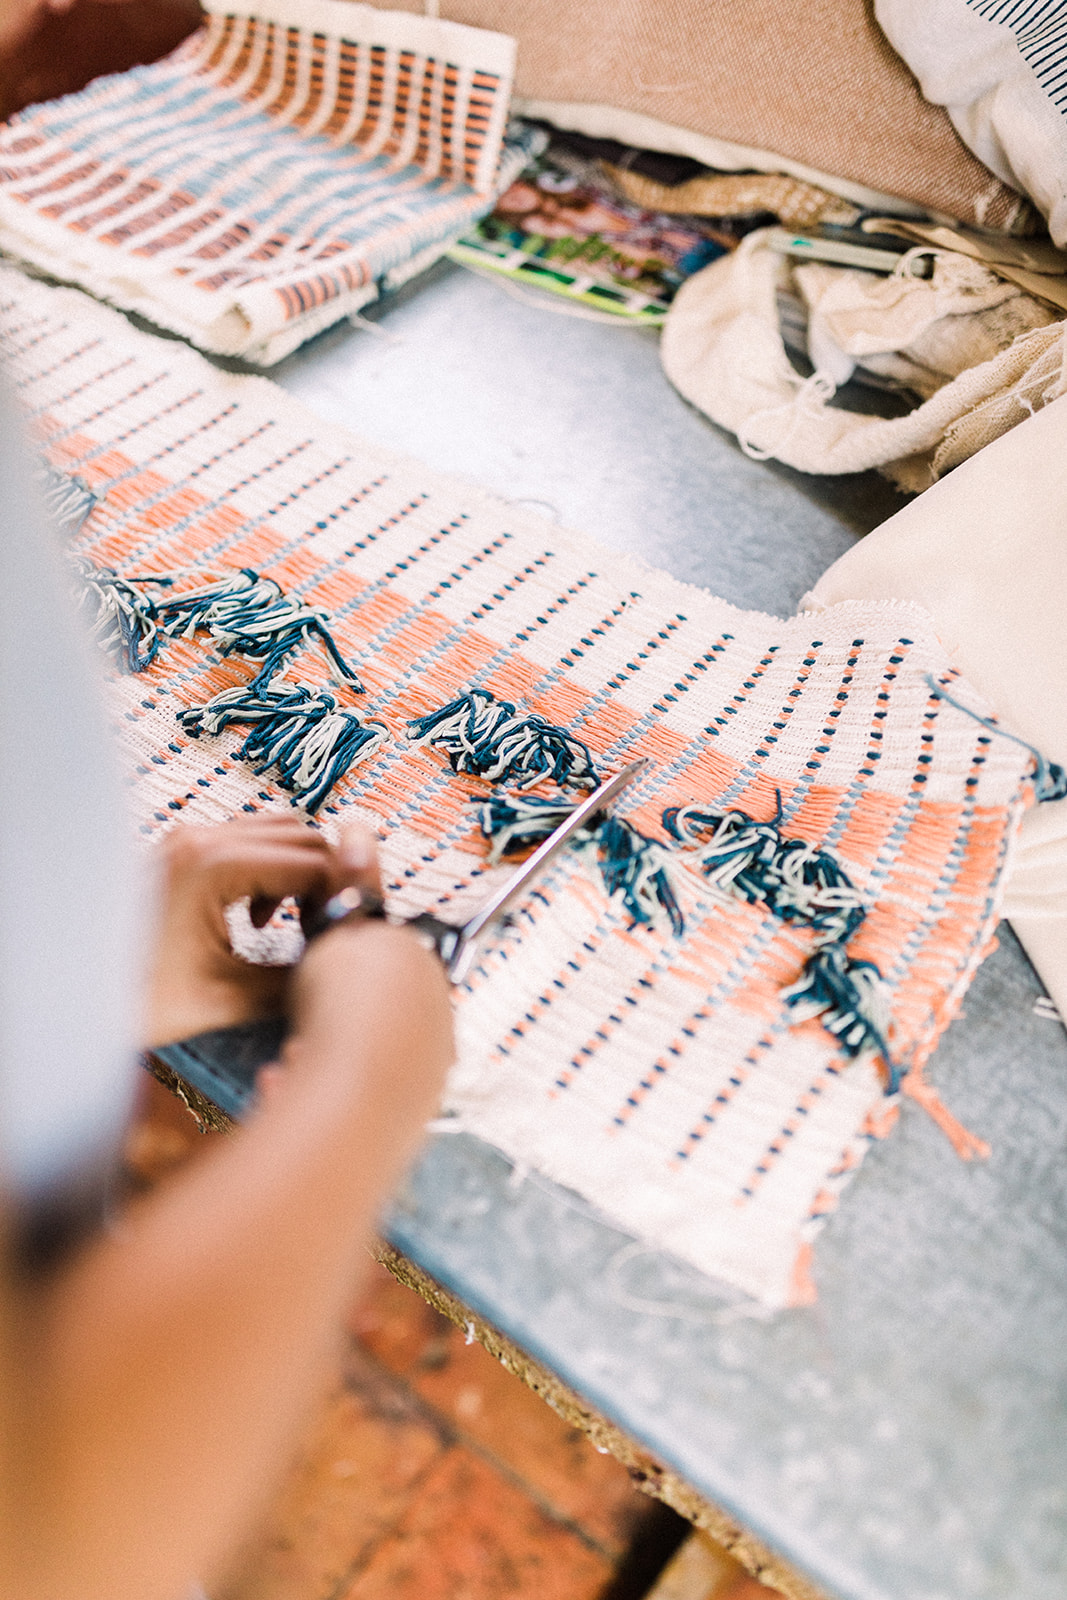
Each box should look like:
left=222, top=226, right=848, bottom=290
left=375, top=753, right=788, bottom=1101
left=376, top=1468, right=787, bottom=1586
left=447, top=757, right=649, bottom=983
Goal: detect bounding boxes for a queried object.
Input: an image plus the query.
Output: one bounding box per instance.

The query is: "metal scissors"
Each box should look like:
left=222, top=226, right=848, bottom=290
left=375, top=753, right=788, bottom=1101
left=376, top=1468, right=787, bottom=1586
left=152, top=759, right=647, bottom=1119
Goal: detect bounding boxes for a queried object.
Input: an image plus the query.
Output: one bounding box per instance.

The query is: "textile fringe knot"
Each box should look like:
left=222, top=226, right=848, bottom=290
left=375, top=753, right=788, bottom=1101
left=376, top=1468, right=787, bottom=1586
left=478, top=789, right=685, bottom=935
left=37, top=462, right=98, bottom=538
left=663, top=799, right=891, bottom=1075
left=72, top=557, right=167, bottom=675
left=781, top=945, right=892, bottom=1078
left=179, top=678, right=386, bottom=815
left=662, top=800, right=867, bottom=945
left=408, top=689, right=600, bottom=789
left=157, top=568, right=361, bottom=689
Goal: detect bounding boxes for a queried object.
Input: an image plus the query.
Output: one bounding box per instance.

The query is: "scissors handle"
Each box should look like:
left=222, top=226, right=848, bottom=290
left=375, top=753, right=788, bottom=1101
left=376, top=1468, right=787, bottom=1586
left=152, top=759, right=649, bottom=1115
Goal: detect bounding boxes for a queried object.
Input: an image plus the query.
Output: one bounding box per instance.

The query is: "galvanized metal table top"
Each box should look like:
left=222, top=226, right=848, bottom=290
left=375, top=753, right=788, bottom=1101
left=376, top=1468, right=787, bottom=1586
left=272, top=262, right=1067, bottom=1600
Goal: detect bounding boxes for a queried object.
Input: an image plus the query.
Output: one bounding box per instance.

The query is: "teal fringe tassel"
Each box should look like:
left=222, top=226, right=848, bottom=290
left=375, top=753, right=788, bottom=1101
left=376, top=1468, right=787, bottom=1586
left=780, top=945, right=891, bottom=1074
left=594, top=815, right=685, bottom=936
left=478, top=791, right=585, bottom=864
left=409, top=689, right=600, bottom=789
left=663, top=801, right=866, bottom=945
left=478, top=791, right=683, bottom=935
left=72, top=557, right=167, bottom=674
left=664, top=799, right=892, bottom=1073
left=38, top=462, right=98, bottom=538
left=158, top=568, right=361, bottom=688
left=179, top=679, right=386, bottom=814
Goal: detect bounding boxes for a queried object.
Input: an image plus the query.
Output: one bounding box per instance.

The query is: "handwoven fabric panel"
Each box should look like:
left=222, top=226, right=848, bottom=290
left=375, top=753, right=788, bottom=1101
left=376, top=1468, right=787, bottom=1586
left=0, top=0, right=516, bottom=363
left=0, top=267, right=1037, bottom=1307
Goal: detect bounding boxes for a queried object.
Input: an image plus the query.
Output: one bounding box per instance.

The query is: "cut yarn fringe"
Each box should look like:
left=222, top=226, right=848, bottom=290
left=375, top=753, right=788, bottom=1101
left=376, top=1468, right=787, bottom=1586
left=409, top=689, right=600, bottom=789
left=70, top=562, right=360, bottom=686
left=477, top=790, right=685, bottom=935
left=72, top=556, right=167, bottom=674
left=70, top=559, right=372, bottom=812
left=38, top=461, right=98, bottom=538
left=663, top=797, right=889, bottom=1073
left=156, top=568, right=361, bottom=688
left=663, top=799, right=866, bottom=944
left=180, top=677, right=386, bottom=815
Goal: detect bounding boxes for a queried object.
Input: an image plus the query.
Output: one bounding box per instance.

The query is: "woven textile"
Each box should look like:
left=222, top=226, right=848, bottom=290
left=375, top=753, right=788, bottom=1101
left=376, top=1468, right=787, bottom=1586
left=0, top=0, right=516, bottom=363
left=0, top=266, right=1039, bottom=1307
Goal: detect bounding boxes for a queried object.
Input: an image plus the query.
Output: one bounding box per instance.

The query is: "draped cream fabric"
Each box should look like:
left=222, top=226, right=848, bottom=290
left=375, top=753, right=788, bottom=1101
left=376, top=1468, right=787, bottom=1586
left=805, top=392, right=1067, bottom=1018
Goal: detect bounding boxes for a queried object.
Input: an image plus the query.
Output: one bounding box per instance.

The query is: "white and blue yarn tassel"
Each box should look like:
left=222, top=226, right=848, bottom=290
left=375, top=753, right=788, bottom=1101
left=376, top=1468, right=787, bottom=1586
left=593, top=814, right=685, bottom=936
left=38, top=462, right=98, bottom=538
left=409, top=689, right=600, bottom=789
left=72, top=556, right=167, bottom=674
left=179, top=678, right=386, bottom=814
left=780, top=945, right=892, bottom=1077
left=478, top=791, right=684, bottom=935
left=662, top=801, right=867, bottom=944
left=478, top=791, right=587, bottom=864
left=663, top=799, right=891, bottom=1073
left=157, top=568, right=362, bottom=688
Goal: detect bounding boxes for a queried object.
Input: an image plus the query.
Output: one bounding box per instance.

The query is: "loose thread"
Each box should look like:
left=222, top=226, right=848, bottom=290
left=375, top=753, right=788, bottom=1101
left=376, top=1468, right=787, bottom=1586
left=409, top=689, right=600, bottom=789
left=924, top=673, right=1066, bottom=802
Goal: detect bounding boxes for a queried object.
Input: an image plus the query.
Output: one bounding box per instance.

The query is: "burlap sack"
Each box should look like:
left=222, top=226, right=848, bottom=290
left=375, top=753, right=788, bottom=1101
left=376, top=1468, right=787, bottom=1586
left=660, top=230, right=1067, bottom=492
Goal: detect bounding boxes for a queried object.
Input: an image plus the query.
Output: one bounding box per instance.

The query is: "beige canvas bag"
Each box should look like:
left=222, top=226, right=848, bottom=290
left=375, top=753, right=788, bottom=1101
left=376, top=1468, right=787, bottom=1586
left=661, top=229, right=1067, bottom=491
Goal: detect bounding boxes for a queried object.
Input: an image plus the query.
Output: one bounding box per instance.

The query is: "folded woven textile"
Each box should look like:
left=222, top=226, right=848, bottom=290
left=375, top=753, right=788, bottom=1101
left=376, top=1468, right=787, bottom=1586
left=1, top=265, right=1042, bottom=1307
left=0, top=0, right=518, bottom=363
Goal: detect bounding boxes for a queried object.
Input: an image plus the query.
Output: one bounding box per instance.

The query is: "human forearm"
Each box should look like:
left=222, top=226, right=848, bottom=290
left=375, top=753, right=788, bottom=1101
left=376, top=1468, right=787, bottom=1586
left=16, top=922, right=452, bottom=1600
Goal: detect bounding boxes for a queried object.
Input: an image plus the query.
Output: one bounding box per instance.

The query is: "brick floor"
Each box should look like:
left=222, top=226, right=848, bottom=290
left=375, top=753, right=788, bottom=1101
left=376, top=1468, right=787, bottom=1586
left=126, top=1075, right=772, bottom=1600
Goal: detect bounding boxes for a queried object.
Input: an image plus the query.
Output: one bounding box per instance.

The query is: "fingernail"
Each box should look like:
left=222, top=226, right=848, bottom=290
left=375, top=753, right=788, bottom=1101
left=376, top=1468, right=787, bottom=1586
left=341, top=823, right=376, bottom=871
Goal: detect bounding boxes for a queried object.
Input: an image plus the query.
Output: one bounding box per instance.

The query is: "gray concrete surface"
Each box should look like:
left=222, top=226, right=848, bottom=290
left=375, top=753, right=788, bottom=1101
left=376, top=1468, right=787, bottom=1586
left=273, top=262, right=1067, bottom=1600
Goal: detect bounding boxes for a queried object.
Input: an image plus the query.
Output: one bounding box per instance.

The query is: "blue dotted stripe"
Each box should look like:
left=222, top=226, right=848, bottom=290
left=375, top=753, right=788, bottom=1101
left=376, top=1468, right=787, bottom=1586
left=27, top=363, right=161, bottom=440
left=48, top=382, right=208, bottom=471
left=735, top=1058, right=845, bottom=1196
left=11, top=334, right=110, bottom=397
left=819, top=640, right=914, bottom=852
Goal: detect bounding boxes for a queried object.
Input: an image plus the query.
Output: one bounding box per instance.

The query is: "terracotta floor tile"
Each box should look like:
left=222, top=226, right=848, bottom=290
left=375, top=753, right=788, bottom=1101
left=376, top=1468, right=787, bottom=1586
left=337, top=1444, right=615, bottom=1600
left=217, top=1345, right=446, bottom=1600
left=351, top=1265, right=651, bottom=1559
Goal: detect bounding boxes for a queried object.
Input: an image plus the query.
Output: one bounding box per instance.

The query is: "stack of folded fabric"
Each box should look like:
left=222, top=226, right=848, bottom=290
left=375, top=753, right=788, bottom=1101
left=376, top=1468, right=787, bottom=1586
left=0, top=0, right=521, bottom=363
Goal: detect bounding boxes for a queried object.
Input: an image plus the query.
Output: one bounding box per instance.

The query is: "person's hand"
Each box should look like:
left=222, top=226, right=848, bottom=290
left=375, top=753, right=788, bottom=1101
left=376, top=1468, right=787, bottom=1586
left=144, top=815, right=379, bottom=1049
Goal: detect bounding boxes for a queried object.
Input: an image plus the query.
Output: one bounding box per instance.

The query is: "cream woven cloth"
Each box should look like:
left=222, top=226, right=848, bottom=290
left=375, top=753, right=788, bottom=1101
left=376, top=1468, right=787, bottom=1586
left=661, top=229, right=1067, bottom=491
left=805, top=390, right=1067, bottom=1022
left=0, top=0, right=517, bottom=363
left=0, top=265, right=1042, bottom=1307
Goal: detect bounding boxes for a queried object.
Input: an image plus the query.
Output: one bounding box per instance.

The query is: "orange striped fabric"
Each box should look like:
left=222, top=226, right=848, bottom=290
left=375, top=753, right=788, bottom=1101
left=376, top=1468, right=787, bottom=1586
left=0, top=0, right=518, bottom=364
left=3, top=265, right=1041, bottom=1307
